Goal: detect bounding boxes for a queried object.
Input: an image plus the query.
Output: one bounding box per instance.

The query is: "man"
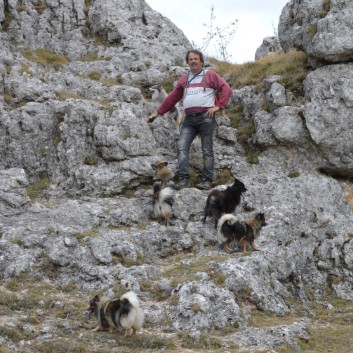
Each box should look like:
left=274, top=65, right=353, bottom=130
left=147, top=49, right=232, bottom=190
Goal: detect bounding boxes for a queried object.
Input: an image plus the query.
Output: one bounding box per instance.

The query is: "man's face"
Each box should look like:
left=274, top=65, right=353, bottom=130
left=187, top=53, right=203, bottom=73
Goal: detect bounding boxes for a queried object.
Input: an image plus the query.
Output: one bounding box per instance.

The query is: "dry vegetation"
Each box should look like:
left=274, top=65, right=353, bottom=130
left=210, top=49, right=309, bottom=95
left=21, top=49, right=69, bottom=69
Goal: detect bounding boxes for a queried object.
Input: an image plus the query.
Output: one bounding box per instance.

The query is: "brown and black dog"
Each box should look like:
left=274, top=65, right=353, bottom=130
left=216, top=212, right=267, bottom=254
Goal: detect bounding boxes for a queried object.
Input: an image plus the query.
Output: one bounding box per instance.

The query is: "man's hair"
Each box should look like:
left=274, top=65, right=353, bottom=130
left=185, top=49, right=204, bottom=64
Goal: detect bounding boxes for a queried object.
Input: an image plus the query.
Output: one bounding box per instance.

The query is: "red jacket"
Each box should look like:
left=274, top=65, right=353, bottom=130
left=157, top=69, right=232, bottom=115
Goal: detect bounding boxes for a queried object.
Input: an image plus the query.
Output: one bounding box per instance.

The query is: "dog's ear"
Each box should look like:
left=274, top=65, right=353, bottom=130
left=93, top=295, right=100, bottom=302
left=161, top=161, right=168, bottom=167
left=256, top=213, right=266, bottom=222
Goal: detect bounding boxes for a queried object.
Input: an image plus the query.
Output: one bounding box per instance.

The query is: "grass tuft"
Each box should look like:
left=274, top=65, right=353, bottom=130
left=26, top=176, right=50, bottom=199
left=22, top=49, right=69, bottom=69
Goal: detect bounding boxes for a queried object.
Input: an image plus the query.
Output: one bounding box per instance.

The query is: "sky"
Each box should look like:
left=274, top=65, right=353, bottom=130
left=145, top=0, right=289, bottom=64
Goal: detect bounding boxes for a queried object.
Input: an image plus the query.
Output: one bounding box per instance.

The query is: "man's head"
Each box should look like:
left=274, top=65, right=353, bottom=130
left=186, top=50, right=204, bottom=74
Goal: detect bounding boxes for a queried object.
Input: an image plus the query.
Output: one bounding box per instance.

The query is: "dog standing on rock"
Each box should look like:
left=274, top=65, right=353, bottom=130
left=203, top=178, right=247, bottom=228
left=217, top=212, right=267, bottom=253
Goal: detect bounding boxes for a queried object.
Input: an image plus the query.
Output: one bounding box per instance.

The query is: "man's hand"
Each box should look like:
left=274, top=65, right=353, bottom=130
left=147, top=112, right=158, bottom=123
left=205, top=106, right=220, bottom=117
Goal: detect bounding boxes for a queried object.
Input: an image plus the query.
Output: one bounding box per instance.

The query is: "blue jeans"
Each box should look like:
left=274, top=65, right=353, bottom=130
left=177, top=113, right=216, bottom=181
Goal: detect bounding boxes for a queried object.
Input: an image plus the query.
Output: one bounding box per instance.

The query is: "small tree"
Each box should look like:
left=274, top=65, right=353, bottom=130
left=192, top=5, right=238, bottom=62
left=271, top=21, right=282, bottom=52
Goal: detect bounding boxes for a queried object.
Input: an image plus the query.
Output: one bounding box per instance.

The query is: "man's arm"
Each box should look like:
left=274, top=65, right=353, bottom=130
left=147, top=76, right=186, bottom=123
left=207, top=70, right=232, bottom=109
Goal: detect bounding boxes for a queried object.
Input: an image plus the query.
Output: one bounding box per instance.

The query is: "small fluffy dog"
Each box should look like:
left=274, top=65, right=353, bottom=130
left=88, top=291, right=144, bottom=336
left=151, top=160, right=173, bottom=186
left=203, top=178, right=247, bottom=228
left=149, top=86, right=183, bottom=129
left=217, top=212, right=267, bottom=253
left=153, top=182, right=175, bottom=226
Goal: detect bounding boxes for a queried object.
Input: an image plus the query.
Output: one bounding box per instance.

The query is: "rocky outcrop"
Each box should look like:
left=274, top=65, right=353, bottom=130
left=255, top=36, right=282, bottom=60
left=304, top=63, right=353, bottom=176
left=278, top=0, right=353, bottom=64
left=0, top=0, right=190, bottom=191
left=0, top=168, right=30, bottom=216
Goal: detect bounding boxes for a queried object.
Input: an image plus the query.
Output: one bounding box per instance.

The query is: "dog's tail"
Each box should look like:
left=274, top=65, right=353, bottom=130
left=120, top=291, right=144, bottom=330
left=120, top=291, right=140, bottom=309
left=216, top=214, right=238, bottom=244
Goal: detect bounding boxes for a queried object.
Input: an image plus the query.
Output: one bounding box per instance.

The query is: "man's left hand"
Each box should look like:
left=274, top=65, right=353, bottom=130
left=205, top=106, right=220, bottom=117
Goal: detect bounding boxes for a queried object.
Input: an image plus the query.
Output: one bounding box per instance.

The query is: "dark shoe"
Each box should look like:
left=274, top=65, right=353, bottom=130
left=176, top=179, right=190, bottom=190
left=195, top=179, right=212, bottom=190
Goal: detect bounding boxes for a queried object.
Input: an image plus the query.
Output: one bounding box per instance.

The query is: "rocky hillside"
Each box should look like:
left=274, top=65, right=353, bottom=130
left=1, top=1, right=353, bottom=352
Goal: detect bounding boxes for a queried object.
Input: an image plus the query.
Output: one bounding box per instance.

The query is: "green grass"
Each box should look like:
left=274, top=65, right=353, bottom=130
left=228, top=104, right=243, bottom=128
left=162, top=75, right=179, bottom=93
left=214, top=168, right=234, bottom=185
left=83, top=156, right=98, bottom=165
left=309, top=24, right=318, bottom=39
left=299, top=325, right=353, bottom=353
left=288, top=171, right=301, bottom=178
left=26, top=176, right=50, bottom=199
